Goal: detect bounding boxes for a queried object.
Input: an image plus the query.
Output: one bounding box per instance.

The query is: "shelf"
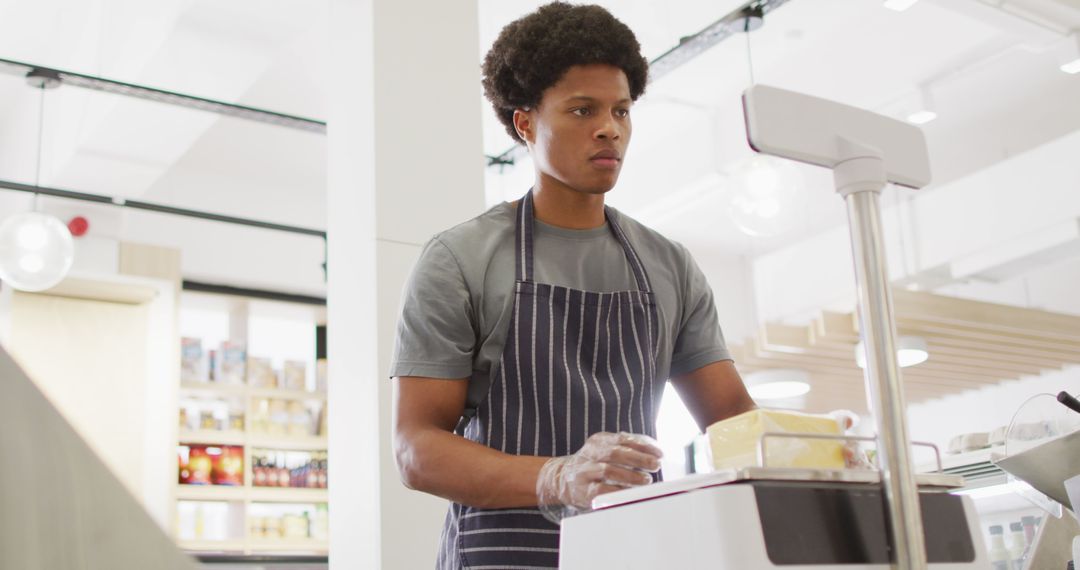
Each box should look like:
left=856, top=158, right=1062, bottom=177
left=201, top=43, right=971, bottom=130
left=179, top=539, right=247, bottom=552
left=178, top=382, right=326, bottom=401
left=179, top=382, right=247, bottom=396
left=248, top=538, right=328, bottom=552
left=179, top=430, right=246, bottom=446
left=176, top=485, right=247, bottom=501
left=249, top=487, right=328, bottom=503
left=248, top=434, right=327, bottom=450
left=249, top=387, right=326, bottom=401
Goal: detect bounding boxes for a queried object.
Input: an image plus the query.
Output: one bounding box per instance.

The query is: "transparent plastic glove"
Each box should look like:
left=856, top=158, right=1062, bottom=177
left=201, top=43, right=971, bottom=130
left=828, top=409, right=873, bottom=470
left=536, top=431, right=663, bottom=524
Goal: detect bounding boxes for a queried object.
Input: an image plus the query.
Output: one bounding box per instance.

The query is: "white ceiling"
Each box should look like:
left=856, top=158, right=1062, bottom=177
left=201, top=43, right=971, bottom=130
left=0, top=0, right=1078, bottom=296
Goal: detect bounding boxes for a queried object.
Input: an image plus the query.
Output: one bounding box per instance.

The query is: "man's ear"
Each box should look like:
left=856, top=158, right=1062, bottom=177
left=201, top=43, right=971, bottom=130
left=512, top=108, right=534, bottom=144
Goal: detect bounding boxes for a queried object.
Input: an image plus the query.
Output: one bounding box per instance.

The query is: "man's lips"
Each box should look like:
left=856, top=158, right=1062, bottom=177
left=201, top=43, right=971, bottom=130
left=590, top=150, right=621, bottom=169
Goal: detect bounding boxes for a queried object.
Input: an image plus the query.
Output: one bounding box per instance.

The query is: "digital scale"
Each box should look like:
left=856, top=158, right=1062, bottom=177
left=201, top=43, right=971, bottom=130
left=560, top=467, right=987, bottom=569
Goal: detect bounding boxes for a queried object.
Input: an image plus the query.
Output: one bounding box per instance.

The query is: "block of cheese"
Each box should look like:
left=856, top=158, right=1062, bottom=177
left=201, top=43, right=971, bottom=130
left=706, top=409, right=845, bottom=470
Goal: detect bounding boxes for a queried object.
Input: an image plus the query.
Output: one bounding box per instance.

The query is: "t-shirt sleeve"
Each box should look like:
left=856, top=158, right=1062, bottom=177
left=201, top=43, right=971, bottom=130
left=390, top=238, right=476, bottom=380
left=668, top=246, right=733, bottom=378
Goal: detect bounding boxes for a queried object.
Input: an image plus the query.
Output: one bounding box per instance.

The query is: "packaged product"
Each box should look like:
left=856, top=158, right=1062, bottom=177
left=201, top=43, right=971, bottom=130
left=706, top=409, right=845, bottom=470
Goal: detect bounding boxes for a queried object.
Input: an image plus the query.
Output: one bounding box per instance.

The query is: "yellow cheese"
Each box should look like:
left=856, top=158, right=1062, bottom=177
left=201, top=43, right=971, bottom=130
left=706, top=409, right=845, bottom=470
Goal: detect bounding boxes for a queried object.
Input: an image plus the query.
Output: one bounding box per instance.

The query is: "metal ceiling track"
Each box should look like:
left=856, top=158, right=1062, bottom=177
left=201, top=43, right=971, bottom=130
left=0, top=178, right=325, bottom=238
left=0, top=57, right=326, bottom=134
left=484, top=0, right=791, bottom=169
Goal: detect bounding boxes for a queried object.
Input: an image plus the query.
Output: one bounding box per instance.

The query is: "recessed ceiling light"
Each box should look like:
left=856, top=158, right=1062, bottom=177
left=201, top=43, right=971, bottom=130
left=883, top=0, right=919, bottom=12
left=906, top=110, right=938, bottom=125
left=855, top=336, right=929, bottom=369
left=744, top=369, right=811, bottom=401
left=1061, top=58, right=1080, bottom=74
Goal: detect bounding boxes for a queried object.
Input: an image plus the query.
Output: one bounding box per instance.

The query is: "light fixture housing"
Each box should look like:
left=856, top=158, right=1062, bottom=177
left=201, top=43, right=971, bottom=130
left=855, top=335, right=929, bottom=369
left=0, top=211, right=75, bottom=292
left=744, top=369, right=812, bottom=401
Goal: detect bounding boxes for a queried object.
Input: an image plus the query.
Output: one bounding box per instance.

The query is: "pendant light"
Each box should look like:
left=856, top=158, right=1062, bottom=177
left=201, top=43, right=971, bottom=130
left=0, top=69, right=74, bottom=292
left=744, top=368, right=811, bottom=401
left=854, top=335, right=929, bottom=369
left=726, top=6, right=803, bottom=238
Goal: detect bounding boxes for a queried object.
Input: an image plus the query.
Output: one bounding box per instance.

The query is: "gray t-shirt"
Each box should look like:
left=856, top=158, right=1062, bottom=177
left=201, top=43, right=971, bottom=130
left=390, top=201, right=732, bottom=409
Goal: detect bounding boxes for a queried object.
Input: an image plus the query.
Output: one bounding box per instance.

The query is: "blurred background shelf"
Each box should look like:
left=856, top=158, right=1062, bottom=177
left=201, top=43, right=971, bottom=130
left=249, top=435, right=328, bottom=451
left=178, top=539, right=247, bottom=552
left=177, top=485, right=247, bottom=501
left=249, top=487, right=328, bottom=503
left=179, top=430, right=247, bottom=446
left=248, top=539, right=329, bottom=553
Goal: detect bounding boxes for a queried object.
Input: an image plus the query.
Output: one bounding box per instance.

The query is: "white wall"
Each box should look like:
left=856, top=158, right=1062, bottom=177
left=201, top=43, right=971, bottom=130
left=907, top=365, right=1080, bottom=452
left=752, top=129, right=1080, bottom=324
left=327, top=0, right=485, bottom=568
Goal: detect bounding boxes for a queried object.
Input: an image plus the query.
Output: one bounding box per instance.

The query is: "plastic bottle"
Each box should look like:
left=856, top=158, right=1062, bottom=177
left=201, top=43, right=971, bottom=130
left=1019, top=513, right=1036, bottom=557
left=988, top=525, right=1010, bottom=570
left=1007, top=522, right=1025, bottom=569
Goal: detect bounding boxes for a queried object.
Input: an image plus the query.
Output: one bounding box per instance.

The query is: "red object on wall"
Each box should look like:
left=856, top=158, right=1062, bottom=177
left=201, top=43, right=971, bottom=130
left=68, top=216, right=89, bottom=237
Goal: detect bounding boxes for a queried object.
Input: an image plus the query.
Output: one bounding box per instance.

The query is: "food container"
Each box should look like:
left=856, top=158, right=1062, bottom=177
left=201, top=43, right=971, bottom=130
left=706, top=409, right=845, bottom=470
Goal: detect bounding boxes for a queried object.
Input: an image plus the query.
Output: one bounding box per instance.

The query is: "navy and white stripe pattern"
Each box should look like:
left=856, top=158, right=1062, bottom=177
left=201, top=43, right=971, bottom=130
left=437, top=190, right=661, bottom=569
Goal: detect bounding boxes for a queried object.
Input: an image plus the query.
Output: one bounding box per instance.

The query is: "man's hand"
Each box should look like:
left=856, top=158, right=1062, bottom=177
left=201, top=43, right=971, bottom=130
left=535, top=432, right=663, bottom=523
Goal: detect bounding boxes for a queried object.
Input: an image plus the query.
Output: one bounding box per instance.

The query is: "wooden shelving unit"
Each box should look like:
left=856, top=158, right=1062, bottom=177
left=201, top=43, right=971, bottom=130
left=176, top=382, right=328, bottom=555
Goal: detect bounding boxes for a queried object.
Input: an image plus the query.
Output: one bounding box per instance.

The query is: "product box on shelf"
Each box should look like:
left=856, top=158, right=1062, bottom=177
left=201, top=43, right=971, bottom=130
left=181, top=337, right=207, bottom=383
left=283, top=360, right=307, bottom=391
left=178, top=444, right=244, bottom=486
left=247, top=357, right=277, bottom=388
left=213, top=342, right=247, bottom=385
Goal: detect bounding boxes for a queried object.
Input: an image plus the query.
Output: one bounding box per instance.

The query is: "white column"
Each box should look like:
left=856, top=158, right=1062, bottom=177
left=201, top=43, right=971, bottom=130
left=327, top=0, right=485, bottom=568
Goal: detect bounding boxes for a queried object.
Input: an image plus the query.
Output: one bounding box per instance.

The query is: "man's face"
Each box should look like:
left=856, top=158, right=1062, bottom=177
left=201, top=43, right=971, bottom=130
left=515, top=64, right=633, bottom=195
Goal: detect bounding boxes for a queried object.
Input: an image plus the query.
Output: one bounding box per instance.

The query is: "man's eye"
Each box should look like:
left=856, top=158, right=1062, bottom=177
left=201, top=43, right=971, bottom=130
left=572, top=108, right=592, bottom=116
left=615, top=109, right=630, bottom=118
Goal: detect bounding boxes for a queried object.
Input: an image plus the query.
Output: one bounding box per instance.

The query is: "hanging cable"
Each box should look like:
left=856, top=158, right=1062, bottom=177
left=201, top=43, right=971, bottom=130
left=740, top=3, right=764, bottom=86
left=744, top=20, right=756, bottom=86
left=33, top=84, right=46, bottom=212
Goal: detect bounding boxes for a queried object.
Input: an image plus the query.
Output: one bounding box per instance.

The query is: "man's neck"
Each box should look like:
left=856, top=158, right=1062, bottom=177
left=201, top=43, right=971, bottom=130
left=530, top=175, right=606, bottom=230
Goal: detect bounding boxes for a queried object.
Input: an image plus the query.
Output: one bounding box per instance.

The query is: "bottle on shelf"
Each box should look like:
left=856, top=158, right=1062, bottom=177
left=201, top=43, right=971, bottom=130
left=306, top=456, right=319, bottom=488
left=253, top=456, right=266, bottom=487
left=1020, top=515, right=1036, bottom=560
left=272, top=451, right=285, bottom=487
left=319, top=452, right=328, bottom=488
left=1008, top=521, right=1026, bottom=569
left=988, top=525, right=1010, bottom=570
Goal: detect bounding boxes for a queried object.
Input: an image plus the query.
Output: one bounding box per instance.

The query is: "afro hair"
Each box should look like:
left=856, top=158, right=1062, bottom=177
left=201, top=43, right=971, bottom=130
left=482, top=2, right=650, bottom=144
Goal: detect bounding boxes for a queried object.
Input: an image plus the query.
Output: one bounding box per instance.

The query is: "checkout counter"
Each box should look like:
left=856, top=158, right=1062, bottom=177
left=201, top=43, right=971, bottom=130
left=560, top=411, right=1080, bottom=569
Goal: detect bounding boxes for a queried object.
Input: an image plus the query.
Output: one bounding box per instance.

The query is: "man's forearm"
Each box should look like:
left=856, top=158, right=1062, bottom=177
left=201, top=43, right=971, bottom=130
left=396, top=426, right=550, bottom=509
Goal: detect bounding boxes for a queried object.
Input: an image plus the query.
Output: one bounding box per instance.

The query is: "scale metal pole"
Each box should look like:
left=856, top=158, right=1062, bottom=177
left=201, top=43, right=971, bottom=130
left=743, top=84, right=933, bottom=568
left=835, top=150, right=927, bottom=570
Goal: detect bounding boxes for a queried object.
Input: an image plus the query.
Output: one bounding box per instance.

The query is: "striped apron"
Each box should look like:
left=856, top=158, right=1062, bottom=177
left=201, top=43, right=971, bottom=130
left=437, top=190, right=662, bottom=569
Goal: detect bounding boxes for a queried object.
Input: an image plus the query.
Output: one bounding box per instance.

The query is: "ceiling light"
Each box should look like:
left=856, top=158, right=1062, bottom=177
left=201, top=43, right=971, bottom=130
left=1062, top=59, right=1080, bottom=74
left=883, top=0, right=919, bottom=12
left=0, top=212, right=75, bottom=292
left=727, top=155, right=803, bottom=238
left=906, top=110, right=937, bottom=125
left=744, top=369, right=812, bottom=401
left=855, top=336, right=929, bottom=369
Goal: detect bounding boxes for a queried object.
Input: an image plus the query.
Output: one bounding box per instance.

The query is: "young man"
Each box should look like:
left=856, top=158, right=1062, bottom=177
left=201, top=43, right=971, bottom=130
left=391, top=3, right=756, bottom=568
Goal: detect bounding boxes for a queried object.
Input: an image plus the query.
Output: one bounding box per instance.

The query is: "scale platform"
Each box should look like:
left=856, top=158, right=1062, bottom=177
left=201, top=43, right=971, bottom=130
left=561, top=467, right=986, bottom=569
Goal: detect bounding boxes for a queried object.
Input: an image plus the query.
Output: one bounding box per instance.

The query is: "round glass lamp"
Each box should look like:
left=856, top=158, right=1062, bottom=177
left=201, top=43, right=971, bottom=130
left=0, top=212, right=75, bottom=292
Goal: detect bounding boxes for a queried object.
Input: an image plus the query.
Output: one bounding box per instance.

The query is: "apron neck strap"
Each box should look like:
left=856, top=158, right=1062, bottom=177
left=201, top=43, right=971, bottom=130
left=514, top=189, right=653, bottom=292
